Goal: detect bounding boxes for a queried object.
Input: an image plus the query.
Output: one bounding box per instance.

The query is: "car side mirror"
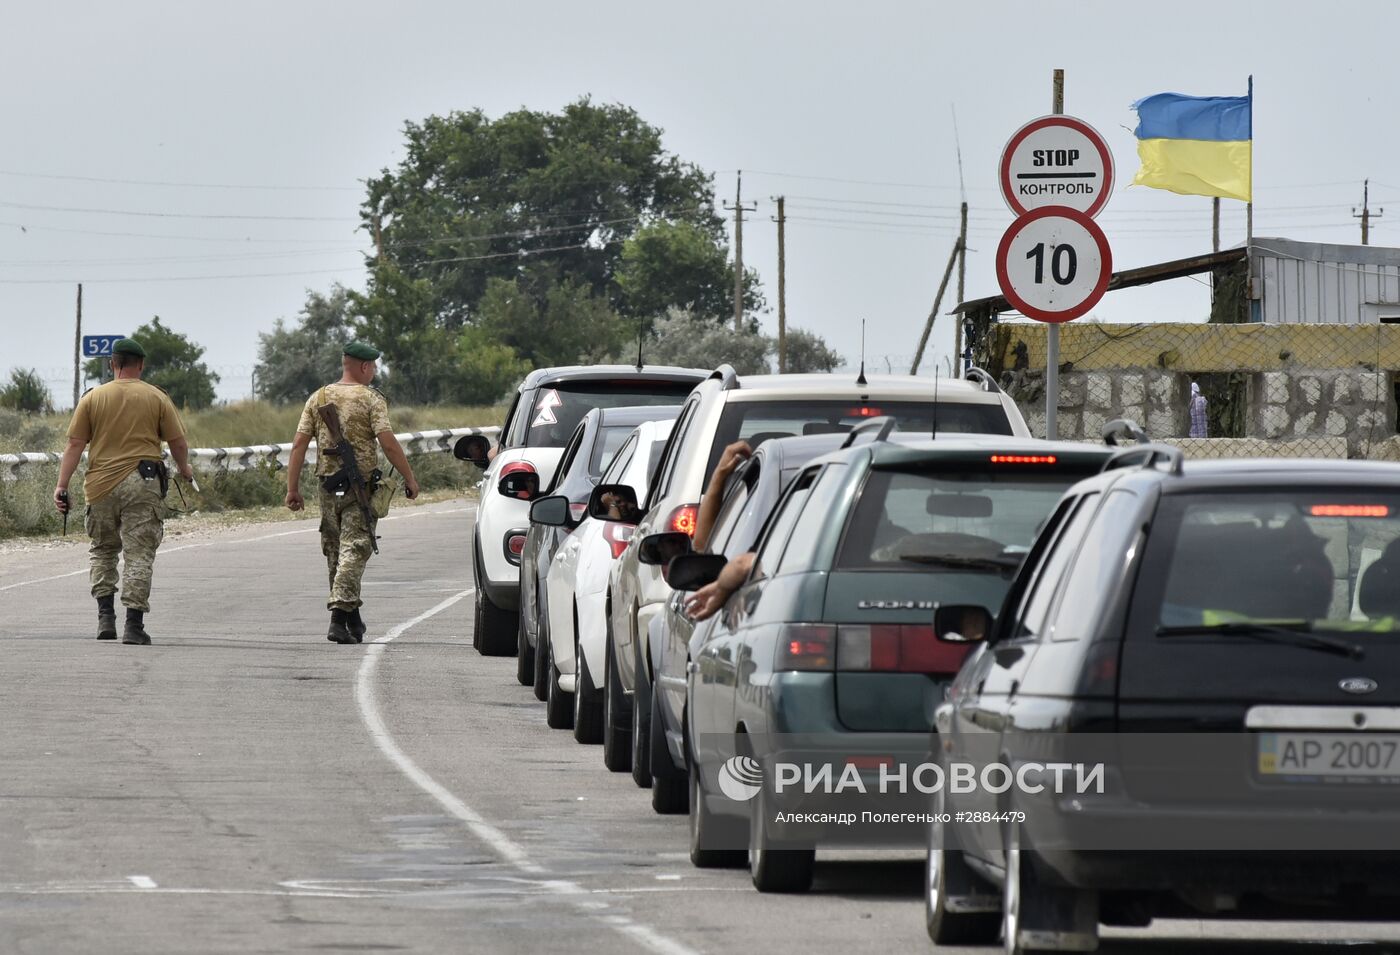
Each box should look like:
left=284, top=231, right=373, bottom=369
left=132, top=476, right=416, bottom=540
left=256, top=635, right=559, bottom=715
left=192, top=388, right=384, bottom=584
left=529, top=494, right=571, bottom=527
left=666, top=553, right=727, bottom=592
left=453, top=434, right=492, bottom=467
left=587, top=483, right=641, bottom=523
left=638, top=531, right=692, bottom=566
left=498, top=470, right=540, bottom=501
left=934, top=604, right=993, bottom=644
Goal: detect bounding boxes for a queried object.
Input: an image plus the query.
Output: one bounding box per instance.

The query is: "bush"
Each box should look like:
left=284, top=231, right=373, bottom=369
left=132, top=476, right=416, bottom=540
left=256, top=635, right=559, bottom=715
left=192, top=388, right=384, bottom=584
left=0, top=368, right=54, bottom=413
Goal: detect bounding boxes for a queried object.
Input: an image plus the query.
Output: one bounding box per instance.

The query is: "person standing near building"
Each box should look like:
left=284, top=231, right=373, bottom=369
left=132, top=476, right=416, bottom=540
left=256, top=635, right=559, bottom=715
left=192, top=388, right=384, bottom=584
left=53, top=338, right=193, bottom=646
left=1189, top=381, right=1209, bottom=438
left=284, top=342, right=420, bottom=644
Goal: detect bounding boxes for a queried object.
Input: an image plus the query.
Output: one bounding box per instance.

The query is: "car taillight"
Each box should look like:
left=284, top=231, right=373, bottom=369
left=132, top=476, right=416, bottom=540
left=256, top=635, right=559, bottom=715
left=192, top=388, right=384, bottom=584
left=850, top=406, right=882, bottom=418
left=775, top=624, right=836, bottom=671
left=668, top=503, right=699, bottom=537
left=501, top=460, right=536, bottom=477
left=990, top=454, right=1058, bottom=465
left=1311, top=504, right=1390, bottom=518
left=569, top=503, right=588, bottom=521
left=504, top=532, right=527, bottom=565
left=603, top=522, right=635, bottom=559
left=835, top=624, right=971, bottom=674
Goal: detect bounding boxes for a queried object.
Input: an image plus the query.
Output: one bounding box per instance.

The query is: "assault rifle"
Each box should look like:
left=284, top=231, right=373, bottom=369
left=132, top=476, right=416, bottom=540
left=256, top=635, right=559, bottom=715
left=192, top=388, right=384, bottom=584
left=316, top=402, right=379, bottom=554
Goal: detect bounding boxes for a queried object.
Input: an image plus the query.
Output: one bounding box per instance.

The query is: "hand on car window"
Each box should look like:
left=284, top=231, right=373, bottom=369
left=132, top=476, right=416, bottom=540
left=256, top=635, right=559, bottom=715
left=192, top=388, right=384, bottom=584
left=714, top=441, right=752, bottom=483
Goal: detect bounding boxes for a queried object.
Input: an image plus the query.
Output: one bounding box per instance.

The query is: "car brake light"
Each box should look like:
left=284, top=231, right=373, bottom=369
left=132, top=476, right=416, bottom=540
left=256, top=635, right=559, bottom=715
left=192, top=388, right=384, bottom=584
left=603, top=522, right=635, bottom=559
left=1311, top=504, right=1390, bottom=518
left=990, top=454, right=1057, bottom=465
left=501, top=460, right=536, bottom=477
left=668, top=503, right=699, bottom=537
left=836, top=624, right=971, bottom=674
left=850, top=406, right=882, bottom=418
left=775, top=624, right=836, bottom=671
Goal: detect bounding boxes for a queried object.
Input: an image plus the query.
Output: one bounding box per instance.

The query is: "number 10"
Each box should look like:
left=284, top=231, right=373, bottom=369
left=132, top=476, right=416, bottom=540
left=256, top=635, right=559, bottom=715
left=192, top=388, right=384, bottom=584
left=1026, top=242, right=1077, bottom=285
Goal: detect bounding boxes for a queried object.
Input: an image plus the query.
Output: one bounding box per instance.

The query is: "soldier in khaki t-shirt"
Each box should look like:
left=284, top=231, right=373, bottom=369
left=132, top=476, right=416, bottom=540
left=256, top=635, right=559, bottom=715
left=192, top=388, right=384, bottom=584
left=285, top=342, right=420, bottom=644
left=54, top=338, right=193, bottom=645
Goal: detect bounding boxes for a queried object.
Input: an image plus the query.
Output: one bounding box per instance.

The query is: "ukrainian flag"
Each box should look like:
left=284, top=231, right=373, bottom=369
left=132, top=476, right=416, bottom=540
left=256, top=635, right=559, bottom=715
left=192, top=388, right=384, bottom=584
left=1132, top=82, right=1252, bottom=202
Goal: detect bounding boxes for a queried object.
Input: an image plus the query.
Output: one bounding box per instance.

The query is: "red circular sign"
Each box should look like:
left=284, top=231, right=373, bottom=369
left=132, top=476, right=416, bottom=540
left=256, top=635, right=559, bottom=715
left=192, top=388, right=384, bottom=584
left=1000, top=115, right=1115, bottom=219
left=995, top=207, right=1112, bottom=324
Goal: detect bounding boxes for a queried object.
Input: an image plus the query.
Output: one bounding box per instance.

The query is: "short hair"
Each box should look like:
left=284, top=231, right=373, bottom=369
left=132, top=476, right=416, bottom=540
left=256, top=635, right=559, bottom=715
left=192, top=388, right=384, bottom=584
left=112, top=352, right=143, bottom=370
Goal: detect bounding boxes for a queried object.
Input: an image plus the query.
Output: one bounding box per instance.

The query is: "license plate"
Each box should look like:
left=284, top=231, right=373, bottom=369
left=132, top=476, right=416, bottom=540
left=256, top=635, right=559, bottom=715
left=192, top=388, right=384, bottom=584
left=1258, top=732, right=1400, bottom=781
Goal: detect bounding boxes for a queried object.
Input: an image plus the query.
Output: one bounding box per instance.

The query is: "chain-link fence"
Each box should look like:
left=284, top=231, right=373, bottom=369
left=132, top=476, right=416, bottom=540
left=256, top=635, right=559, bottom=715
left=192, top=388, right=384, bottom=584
left=971, top=321, right=1400, bottom=461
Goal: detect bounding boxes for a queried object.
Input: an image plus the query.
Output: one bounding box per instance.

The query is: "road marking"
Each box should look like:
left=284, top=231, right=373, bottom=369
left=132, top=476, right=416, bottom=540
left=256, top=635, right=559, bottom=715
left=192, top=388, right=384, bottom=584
left=127, top=875, right=157, bottom=889
left=357, top=587, right=701, bottom=955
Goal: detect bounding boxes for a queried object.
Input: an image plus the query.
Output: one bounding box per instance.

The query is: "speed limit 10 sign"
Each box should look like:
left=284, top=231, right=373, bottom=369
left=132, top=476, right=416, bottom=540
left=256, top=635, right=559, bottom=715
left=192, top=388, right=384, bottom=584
left=995, top=207, right=1112, bottom=324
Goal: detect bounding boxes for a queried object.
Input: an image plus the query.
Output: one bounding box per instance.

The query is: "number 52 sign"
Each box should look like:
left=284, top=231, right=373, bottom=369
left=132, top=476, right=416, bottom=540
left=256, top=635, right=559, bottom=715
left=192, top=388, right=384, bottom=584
left=995, top=207, right=1111, bottom=324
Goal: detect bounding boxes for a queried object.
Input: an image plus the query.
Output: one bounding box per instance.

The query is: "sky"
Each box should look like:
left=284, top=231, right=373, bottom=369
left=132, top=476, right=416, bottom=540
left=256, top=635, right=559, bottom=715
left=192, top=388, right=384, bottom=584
left=2, top=0, right=1396, bottom=407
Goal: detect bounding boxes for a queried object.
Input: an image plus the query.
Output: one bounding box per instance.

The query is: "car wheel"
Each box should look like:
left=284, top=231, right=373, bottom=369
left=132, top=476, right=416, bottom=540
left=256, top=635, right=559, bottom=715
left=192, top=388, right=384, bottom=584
left=649, top=688, right=687, bottom=815
left=515, top=599, right=534, bottom=686
left=532, top=598, right=551, bottom=702
left=545, top=638, right=574, bottom=730
left=630, top=637, right=652, bottom=789
left=689, top=759, right=746, bottom=869
left=748, top=782, right=814, bottom=893
left=926, top=789, right=1000, bottom=944
left=1002, top=819, right=1098, bottom=955
left=476, top=587, right=515, bottom=657
left=471, top=575, right=484, bottom=652
left=573, top=627, right=604, bottom=744
left=602, top=623, right=632, bottom=773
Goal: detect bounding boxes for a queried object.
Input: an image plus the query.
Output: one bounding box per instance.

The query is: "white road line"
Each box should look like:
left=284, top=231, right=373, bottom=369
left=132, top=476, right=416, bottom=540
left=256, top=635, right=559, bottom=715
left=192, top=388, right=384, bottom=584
left=127, top=875, right=157, bottom=889
left=356, top=587, right=703, bottom=955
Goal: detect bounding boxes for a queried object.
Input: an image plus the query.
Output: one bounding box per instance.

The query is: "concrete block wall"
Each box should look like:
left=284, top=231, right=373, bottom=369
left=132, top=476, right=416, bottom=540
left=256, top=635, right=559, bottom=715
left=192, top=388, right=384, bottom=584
left=1007, top=368, right=1184, bottom=441
left=1249, top=370, right=1396, bottom=457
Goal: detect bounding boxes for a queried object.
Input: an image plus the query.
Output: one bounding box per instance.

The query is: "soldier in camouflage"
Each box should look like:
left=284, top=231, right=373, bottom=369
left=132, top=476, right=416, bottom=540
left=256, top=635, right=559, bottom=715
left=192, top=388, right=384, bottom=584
left=285, top=342, right=420, bottom=644
left=53, top=337, right=193, bottom=646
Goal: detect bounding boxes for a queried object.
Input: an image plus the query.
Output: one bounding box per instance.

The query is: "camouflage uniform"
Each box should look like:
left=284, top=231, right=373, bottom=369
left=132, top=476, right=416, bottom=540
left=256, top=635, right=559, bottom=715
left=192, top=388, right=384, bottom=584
left=296, top=383, right=391, bottom=611
left=86, top=470, right=165, bottom=612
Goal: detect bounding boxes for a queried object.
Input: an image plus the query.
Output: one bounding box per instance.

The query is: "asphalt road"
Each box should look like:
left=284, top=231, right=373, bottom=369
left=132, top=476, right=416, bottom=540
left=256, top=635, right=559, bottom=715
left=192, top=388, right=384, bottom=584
left=3, top=499, right=1400, bottom=954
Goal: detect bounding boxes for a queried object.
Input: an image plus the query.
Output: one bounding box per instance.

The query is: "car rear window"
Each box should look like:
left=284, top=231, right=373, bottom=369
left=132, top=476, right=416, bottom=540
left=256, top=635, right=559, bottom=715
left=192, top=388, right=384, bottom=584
left=1150, top=492, right=1400, bottom=633
left=706, top=399, right=1011, bottom=476
left=521, top=380, right=697, bottom=449
left=835, top=469, right=1092, bottom=577
left=589, top=425, right=639, bottom=476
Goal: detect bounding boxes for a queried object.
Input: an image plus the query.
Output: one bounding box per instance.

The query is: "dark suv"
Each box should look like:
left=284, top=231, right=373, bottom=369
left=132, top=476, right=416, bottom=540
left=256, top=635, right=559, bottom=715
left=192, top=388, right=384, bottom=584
left=928, top=449, right=1400, bottom=953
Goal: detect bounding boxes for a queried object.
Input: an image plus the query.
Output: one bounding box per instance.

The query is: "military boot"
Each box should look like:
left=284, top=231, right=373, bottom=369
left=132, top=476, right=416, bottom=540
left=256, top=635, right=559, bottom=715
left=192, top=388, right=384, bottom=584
left=121, top=609, right=152, bottom=646
left=348, top=608, right=367, bottom=644
left=327, top=608, right=355, bottom=644
left=97, top=594, right=117, bottom=641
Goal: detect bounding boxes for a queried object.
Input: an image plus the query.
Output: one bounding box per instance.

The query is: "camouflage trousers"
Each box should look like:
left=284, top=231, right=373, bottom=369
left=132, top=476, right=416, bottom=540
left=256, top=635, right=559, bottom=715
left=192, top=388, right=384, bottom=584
left=87, top=469, right=165, bottom=612
left=319, top=488, right=376, bottom=611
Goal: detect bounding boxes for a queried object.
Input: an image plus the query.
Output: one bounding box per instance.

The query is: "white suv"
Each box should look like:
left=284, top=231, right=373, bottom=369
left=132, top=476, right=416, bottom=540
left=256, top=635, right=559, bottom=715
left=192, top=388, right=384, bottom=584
left=600, top=366, right=1028, bottom=774
left=462, top=364, right=708, bottom=655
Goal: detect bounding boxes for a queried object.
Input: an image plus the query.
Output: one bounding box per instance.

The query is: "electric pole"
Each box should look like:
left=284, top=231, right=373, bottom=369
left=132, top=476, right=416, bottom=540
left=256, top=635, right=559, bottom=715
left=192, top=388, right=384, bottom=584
left=724, top=171, right=757, bottom=331
left=953, top=201, right=967, bottom=375
left=72, top=283, right=82, bottom=408
left=773, top=196, right=786, bottom=372
left=1354, top=179, right=1383, bottom=246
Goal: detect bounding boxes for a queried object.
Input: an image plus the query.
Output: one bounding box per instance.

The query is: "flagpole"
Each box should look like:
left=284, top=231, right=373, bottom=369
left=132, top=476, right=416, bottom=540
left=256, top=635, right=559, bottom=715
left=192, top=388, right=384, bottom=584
left=1244, top=74, right=1254, bottom=322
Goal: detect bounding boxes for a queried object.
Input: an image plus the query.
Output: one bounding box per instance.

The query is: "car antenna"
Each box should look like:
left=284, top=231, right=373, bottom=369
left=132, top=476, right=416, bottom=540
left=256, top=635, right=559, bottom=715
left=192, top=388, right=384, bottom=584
left=855, top=319, right=867, bottom=386
left=634, top=314, right=645, bottom=372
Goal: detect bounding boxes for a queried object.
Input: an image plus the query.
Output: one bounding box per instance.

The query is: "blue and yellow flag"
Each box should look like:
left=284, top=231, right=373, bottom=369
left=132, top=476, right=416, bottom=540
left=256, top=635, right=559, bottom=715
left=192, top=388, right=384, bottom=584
left=1131, top=81, right=1252, bottom=202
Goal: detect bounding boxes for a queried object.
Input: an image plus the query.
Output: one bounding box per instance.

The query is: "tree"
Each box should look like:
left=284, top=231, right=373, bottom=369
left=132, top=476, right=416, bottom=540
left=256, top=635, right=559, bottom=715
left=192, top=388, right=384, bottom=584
left=616, top=220, right=763, bottom=322
left=642, top=310, right=772, bottom=375
left=474, top=276, right=628, bottom=368
left=455, top=326, right=530, bottom=405
left=0, top=368, right=53, bottom=413
left=254, top=285, right=355, bottom=404
left=83, top=317, right=219, bottom=409
left=782, top=328, right=844, bottom=373
left=350, top=263, right=456, bottom=405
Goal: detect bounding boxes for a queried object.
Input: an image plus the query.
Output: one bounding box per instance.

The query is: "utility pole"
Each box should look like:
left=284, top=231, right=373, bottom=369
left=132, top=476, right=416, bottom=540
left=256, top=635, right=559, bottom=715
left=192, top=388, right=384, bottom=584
left=372, top=212, right=385, bottom=262
left=953, top=201, right=968, bottom=376
left=724, top=171, right=757, bottom=331
left=910, top=237, right=961, bottom=375
left=72, top=283, right=82, bottom=407
left=1354, top=179, right=1383, bottom=246
left=774, top=196, right=787, bottom=372
left=1045, top=68, right=1064, bottom=440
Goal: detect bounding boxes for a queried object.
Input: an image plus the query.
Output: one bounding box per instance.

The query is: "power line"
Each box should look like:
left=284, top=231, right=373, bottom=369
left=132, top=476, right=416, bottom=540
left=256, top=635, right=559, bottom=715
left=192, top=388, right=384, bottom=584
left=0, top=199, right=357, bottom=222
left=0, top=168, right=362, bottom=192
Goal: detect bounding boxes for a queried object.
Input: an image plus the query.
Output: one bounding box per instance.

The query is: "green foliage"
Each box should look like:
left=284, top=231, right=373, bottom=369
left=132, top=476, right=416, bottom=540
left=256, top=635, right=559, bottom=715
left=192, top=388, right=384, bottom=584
left=0, top=368, right=53, bottom=413
left=782, top=328, right=844, bottom=373
left=455, top=326, right=531, bottom=405
left=616, top=220, right=762, bottom=321
left=254, top=286, right=355, bottom=403
left=83, top=316, right=220, bottom=410
left=351, top=264, right=459, bottom=404
left=474, top=277, right=627, bottom=367
left=643, top=310, right=772, bottom=375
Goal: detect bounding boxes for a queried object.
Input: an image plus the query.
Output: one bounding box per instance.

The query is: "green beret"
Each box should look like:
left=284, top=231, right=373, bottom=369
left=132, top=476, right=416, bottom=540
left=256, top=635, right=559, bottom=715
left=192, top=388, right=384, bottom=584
left=344, top=341, right=381, bottom=361
left=112, top=338, right=146, bottom=358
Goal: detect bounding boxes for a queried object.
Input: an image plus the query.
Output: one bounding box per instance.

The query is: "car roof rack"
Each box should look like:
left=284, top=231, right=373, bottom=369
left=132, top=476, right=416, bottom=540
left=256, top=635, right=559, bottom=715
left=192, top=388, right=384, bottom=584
left=709, top=364, right=740, bottom=390
left=963, top=367, right=1003, bottom=395
left=840, top=415, right=898, bottom=449
left=1101, top=443, right=1185, bottom=476
left=1101, top=418, right=1149, bottom=446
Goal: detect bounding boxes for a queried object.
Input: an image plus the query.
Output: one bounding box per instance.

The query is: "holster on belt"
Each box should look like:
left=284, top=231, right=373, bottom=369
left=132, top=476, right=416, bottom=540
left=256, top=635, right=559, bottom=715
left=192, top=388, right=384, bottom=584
left=137, top=459, right=170, bottom=499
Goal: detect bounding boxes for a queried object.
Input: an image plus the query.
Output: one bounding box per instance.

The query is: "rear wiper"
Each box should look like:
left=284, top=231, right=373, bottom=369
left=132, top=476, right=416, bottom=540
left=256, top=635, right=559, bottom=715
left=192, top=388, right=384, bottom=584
left=898, top=553, right=1023, bottom=574
left=1155, top=622, right=1365, bottom=660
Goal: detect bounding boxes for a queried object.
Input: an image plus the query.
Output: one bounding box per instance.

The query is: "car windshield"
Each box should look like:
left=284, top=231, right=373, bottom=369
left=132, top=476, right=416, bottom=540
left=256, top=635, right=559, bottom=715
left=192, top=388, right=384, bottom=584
left=1152, top=493, right=1400, bottom=634
left=519, top=380, right=696, bottom=448
left=835, top=469, right=1087, bottom=576
left=706, top=398, right=1011, bottom=476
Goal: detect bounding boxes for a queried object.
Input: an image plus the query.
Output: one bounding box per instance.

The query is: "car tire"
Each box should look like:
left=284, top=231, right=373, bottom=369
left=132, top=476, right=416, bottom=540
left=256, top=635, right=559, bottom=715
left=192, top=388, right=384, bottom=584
left=689, top=759, right=746, bottom=869
left=1002, top=819, right=1098, bottom=955
left=630, top=637, right=652, bottom=789
left=649, top=686, right=687, bottom=815
left=602, top=623, right=632, bottom=773
left=545, top=638, right=574, bottom=730
left=573, top=626, right=604, bottom=744
left=748, top=784, right=815, bottom=893
left=476, top=586, right=516, bottom=657
left=515, top=600, right=534, bottom=687
left=471, top=543, right=484, bottom=652
left=532, top=598, right=551, bottom=702
left=926, top=790, right=1001, bottom=945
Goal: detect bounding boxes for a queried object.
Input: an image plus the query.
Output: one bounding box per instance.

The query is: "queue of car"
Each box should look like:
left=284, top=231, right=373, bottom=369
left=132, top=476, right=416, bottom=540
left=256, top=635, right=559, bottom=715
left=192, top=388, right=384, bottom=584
left=454, top=363, right=1400, bottom=955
